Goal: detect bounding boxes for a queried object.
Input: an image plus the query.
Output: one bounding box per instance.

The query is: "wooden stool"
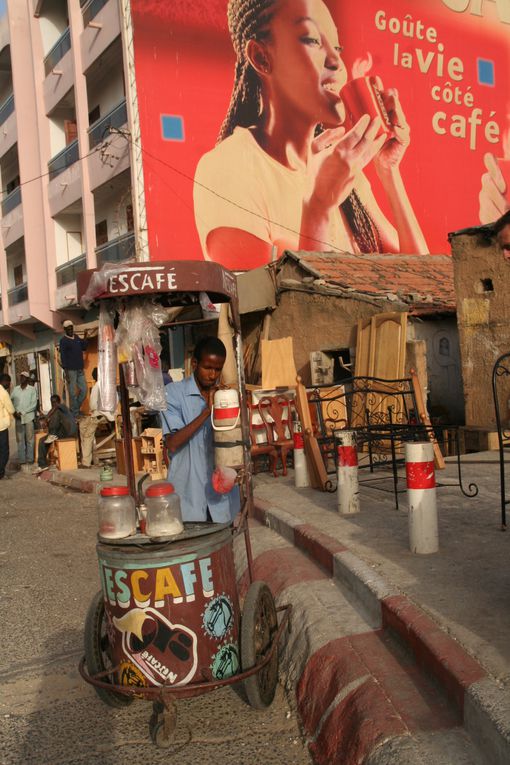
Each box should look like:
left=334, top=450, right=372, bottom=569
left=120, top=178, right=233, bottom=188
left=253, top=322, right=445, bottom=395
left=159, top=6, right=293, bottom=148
left=54, top=438, right=78, bottom=470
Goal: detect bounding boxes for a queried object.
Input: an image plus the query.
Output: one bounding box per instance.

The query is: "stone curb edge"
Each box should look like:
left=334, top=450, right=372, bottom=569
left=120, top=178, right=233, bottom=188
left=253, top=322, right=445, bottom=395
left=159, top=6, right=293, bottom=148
left=252, top=497, right=510, bottom=765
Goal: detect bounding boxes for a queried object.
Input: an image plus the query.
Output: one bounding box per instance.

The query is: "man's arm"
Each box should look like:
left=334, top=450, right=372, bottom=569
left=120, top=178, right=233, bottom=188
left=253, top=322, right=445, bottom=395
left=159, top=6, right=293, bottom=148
left=1, top=388, right=14, bottom=416
left=58, top=338, right=68, bottom=370
left=28, top=386, right=38, bottom=414
left=163, top=386, right=213, bottom=455
left=165, top=406, right=211, bottom=454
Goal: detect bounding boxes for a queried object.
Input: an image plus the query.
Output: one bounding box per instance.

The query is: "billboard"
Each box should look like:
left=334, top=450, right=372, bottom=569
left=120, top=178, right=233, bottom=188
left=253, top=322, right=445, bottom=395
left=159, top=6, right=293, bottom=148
left=129, top=0, right=510, bottom=269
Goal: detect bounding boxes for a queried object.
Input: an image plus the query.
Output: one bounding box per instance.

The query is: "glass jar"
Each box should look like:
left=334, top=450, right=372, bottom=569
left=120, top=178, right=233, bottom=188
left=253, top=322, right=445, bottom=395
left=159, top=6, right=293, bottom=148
left=145, top=482, right=183, bottom=538
left=98, top=486, right=137, bottom=539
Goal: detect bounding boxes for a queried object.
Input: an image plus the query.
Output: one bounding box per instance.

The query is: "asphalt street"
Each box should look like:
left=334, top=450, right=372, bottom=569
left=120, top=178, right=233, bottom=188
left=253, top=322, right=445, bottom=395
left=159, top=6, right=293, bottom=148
left=0, top=473, right=312, bottom=765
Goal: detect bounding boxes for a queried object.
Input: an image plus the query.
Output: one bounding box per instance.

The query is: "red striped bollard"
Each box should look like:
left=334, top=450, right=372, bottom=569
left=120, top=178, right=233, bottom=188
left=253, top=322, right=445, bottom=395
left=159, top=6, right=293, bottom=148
left=293, top=431, right=310, bottom=488
left=335, top=430, right=360, bottom=515
left=405, top=442, right=438, bottom=554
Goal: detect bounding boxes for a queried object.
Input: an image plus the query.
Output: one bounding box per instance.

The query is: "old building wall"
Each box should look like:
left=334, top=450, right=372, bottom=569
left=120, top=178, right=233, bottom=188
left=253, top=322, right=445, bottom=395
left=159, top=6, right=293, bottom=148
left=452, top=231, right=510, bottom=428
left=266, top=290, right=395, bottom=385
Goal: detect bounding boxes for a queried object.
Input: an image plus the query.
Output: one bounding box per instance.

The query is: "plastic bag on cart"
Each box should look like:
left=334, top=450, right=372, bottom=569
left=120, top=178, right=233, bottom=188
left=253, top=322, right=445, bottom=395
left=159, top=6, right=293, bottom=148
left=80, top=260, right=136, bottom=310
left=114, top=300, right=167, bottom=411
left=98, top=302, right=118, bottom=413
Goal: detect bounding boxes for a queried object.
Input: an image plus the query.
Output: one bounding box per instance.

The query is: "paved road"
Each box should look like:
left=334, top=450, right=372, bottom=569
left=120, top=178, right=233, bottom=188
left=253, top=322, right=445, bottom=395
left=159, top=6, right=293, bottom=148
left=0, top=474, right=312, bottom=765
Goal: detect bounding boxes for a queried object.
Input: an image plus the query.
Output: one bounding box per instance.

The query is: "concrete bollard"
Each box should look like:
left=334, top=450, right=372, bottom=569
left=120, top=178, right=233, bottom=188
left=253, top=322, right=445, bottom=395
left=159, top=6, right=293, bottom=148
left=335, top=430, right=360, bottom=515
left=293, top=431, right=310, bottom=488
left=405, top=441, right=439, bottom=554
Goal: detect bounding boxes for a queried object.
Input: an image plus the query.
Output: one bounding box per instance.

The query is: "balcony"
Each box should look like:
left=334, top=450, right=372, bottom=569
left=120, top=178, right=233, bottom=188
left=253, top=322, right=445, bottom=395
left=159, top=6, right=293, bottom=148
left=55, top=254, right=86, bottom=287
left=0, top=94, right=14, bottom=127
left=44, top=28, right=71, bottom=76
left=1, top=186, right=21, bottom=216
left=48, top=140, right=79, bottom=180
left=8, top=283, right=28, bottom=305
left=95, top=232, right=135, bottom=266
left=88, top=100, right=127, bottom=149
left=82, top=0, right=108, bottom=25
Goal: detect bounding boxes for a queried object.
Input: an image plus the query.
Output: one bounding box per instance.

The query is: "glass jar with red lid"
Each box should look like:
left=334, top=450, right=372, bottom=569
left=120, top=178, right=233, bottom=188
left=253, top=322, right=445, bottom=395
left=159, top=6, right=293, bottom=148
left=98, top=485, right=137, bottom=539
left=145, top=482, right=183, bottom=538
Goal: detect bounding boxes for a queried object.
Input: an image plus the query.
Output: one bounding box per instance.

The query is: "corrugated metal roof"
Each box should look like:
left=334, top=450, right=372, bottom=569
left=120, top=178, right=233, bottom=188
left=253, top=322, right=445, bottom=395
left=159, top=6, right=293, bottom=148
left=280, top=251, right=455, bottom=312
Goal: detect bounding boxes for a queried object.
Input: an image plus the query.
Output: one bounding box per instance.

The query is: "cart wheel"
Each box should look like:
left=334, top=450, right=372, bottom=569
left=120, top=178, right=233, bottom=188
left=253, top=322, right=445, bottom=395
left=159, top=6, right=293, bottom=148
left=241, top=581, right=279, bottom=709
left=84, top=591, right=133, bottom=708
left=149, top=699, right=177, bottom=748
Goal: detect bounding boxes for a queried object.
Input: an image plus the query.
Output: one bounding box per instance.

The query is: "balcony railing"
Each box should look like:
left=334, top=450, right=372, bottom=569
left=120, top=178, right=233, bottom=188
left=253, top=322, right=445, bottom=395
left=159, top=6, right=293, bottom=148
left=88, top=100, right=127, bottom=148
left=48, top=139, right=79, bottom=180
left=1, top=186, right=21, bottom=216
left=8, top=283, right=28, bottom=305
left=55, top=254, right=86, bottom=287
left=95, top=232, right=135, bottom=266
left=0, top=94, right=14, bottom=127
left=44, top=27, right=71, bottom=76
left=82, top=0, right=108, bottom=25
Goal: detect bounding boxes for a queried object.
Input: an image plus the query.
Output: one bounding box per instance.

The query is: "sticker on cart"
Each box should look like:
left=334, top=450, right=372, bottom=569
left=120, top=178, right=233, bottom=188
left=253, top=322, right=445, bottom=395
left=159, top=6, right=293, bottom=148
left=118, top=660, right=147, bottom=691
left=113, top=607, right=198, bottom=687
left=202, top=595, right=234, bottom=639
left=210, top=643, right=239, bottom=680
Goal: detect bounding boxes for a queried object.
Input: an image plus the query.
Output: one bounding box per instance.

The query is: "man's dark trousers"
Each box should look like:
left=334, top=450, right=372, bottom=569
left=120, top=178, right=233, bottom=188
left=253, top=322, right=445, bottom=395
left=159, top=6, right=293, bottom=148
left=0, top=429, right=9, bottom=478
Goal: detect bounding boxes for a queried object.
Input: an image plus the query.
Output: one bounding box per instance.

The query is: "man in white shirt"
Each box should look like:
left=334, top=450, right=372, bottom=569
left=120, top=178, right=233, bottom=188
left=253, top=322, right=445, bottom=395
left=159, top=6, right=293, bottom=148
left=78, top=368, right=115, bottom=468
left=11, top=371, right=38, bottom=466
left=0, top=373, right=14, bottom=479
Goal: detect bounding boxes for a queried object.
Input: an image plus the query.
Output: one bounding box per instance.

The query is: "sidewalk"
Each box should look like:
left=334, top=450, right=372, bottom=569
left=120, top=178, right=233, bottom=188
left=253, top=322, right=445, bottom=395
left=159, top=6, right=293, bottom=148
left=250, top=455, right=510, bottom=763
left=30, top=451, right=510, bottom=763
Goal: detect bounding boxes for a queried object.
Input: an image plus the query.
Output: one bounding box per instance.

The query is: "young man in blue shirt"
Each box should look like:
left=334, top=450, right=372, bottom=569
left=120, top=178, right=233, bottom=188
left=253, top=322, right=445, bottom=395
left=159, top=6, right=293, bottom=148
left=161, top=337, right=240, bottom=523
left=59, top=320, right=88, bottom=418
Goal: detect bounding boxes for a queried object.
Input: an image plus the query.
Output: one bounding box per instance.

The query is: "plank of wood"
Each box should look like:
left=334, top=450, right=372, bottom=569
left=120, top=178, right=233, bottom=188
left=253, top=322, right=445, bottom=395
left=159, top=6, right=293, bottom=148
left=295, top=376, right=329, bottom=490
left=410, top=367, right=445, bottom=470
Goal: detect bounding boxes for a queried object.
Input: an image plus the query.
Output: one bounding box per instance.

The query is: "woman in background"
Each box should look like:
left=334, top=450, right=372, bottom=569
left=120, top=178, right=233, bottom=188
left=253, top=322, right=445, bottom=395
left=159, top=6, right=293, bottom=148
left=194, top=0, right=428, bottom=270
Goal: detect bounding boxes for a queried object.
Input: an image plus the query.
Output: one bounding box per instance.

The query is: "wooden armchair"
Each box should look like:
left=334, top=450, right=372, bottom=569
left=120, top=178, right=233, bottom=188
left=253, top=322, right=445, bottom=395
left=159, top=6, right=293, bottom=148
left=248, top=402, right=278, bottom=476
left=258, top=396, right=295, bottom=477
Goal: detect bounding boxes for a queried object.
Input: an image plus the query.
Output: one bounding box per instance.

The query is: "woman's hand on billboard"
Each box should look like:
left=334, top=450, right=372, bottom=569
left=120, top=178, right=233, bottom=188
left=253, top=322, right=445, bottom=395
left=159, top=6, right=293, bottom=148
left=307, top=115, right=386, bottom=209
left=479, top=153, right=508, bottom=224
left=373, top=81, right=410, bottom=172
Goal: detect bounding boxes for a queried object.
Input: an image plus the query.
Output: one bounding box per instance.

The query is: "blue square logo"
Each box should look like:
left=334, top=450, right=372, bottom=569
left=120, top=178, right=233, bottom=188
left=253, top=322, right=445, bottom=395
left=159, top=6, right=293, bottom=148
left=161, top=115, right=185, bottom=141
left=477, top=59, right=495, bottom=86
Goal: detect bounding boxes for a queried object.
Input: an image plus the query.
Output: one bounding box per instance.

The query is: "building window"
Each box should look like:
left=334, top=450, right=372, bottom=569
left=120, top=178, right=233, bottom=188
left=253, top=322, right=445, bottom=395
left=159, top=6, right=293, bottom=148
left=6, top=175, right=20, bottom=194
left=126, top=204, right=134, bottom=232
left=95, top=219, right=108, bottom=246
left=13, top=264, right=23, bottom=286
left=88, top=105, right=100, bottom=125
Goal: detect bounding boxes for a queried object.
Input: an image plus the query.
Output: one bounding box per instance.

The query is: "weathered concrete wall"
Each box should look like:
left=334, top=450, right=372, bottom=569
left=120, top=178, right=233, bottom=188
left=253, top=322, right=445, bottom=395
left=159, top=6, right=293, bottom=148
left=264, top=290, right=396, bottom=385
left=452, top=231, right=510, bottom=428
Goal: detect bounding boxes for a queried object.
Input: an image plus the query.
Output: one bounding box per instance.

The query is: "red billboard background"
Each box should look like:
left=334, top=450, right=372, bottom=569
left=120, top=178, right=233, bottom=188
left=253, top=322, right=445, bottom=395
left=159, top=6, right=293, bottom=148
left=130, top=0, right=510, bottom=265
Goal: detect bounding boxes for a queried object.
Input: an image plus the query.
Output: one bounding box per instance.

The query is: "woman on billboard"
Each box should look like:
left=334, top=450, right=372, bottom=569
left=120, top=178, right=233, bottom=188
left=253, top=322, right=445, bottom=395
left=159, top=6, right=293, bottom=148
left=194, top=0, right=428, bottom=270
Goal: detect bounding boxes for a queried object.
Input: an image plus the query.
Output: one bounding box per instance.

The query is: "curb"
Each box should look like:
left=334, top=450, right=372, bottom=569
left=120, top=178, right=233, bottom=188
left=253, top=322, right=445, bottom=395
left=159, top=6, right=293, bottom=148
left=252, top=497, right=510, bottom=765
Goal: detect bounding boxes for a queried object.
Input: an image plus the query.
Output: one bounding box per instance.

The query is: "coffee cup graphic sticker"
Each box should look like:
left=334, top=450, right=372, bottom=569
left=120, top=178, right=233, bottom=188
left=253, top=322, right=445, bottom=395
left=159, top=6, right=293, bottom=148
left=113, top=608, right=198, bottom=687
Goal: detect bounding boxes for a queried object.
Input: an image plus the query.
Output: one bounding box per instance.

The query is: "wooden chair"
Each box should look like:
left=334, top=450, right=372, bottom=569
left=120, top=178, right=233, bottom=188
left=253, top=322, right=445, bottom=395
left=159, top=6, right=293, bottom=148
left=248, top=402, right=278, bottom=477
left=258, top=396, right=295, bottom=477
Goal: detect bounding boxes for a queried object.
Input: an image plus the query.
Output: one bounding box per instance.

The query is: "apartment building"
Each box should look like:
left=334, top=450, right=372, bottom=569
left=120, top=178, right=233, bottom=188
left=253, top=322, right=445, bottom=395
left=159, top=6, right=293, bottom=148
left=0, top=0, right=138, bottom=405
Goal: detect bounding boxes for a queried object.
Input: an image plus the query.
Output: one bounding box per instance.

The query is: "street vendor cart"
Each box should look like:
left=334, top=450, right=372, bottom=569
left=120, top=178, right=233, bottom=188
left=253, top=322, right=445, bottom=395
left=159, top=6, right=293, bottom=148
left=76, top=260, right=291, bottom=747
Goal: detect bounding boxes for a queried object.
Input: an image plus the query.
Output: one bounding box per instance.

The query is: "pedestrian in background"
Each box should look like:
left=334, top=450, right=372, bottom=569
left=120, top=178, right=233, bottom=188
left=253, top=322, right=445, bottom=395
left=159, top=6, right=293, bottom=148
left=35, top=394, right=77, bottom=472
left=78, top=367, right=116, bottom=468
left=11, top=371, right=37, bottom=467
left=0, top=373, right=14, bottom=480
left=59, top=320, right=88, bottom=418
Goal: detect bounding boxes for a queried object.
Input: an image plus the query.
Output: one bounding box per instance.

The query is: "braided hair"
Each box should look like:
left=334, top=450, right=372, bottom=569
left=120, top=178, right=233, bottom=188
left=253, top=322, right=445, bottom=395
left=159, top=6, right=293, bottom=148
left=219, top=0, right=383, bottom=253
left=218, top=0, right=278, bottom=143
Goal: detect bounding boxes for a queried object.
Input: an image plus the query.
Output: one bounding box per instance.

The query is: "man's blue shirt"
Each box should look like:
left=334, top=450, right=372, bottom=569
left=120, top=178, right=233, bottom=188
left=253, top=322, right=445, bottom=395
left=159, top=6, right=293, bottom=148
left=161, top=376, right=239, bottom=523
